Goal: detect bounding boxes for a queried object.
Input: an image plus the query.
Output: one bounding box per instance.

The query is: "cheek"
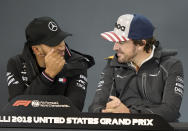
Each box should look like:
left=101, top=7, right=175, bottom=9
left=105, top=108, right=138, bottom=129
left=44, top=47, right=52, bottom=55
left=127, top=44, right=136, bottom=53
left=119, top=45, right=129, bottom=54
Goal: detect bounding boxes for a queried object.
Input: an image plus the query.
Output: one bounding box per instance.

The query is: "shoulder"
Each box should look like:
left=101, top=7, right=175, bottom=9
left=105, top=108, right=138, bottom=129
left=7, top=55, right=21, bottom=66
left=7, top=54, right=24, bottom=71
left=157, top=47, right=180, bottom=66
left=160, top=52, right=183, bottom=74
left=160, top=54, right=182, bottom=67
left=69, top=50, right=95, bottom=69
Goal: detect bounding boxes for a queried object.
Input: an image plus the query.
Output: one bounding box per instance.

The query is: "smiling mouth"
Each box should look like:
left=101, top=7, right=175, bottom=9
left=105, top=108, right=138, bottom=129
left=117, top=53, right=123, bottom=57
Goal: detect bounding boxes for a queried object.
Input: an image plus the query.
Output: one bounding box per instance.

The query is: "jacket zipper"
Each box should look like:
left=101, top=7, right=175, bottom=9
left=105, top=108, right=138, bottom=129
left=142, top=73, right=150, bottom=101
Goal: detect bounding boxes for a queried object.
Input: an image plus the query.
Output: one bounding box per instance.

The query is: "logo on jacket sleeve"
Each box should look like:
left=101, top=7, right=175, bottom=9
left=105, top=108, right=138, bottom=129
left=97, top=72, right=105, bottom=90
left=6, top=72, right=19, bottom=86
left=174, top=76, right=184, bottom=97
left=76, top=75, right=87, bottom=90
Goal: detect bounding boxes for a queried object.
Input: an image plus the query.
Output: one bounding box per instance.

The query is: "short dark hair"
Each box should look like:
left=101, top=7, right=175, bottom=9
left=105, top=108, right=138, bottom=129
left=132, top=37, right=157, bottom=53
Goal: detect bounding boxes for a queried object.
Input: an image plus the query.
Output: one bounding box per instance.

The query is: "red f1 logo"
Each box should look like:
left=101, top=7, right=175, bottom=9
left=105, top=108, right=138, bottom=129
left=12, top=100, right=32, bottom=107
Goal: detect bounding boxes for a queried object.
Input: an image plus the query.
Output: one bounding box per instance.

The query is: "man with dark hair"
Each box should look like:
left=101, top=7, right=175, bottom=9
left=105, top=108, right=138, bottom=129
left=6, top=17, right=94, bottom=111
left=89, top=14, right=184, bottom=122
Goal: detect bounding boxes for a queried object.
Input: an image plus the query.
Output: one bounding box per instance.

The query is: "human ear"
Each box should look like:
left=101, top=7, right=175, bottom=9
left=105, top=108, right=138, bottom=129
left=141, top=40, right=147, bottom=46
left=31, top=45, right=44, bottom=56
left=137, top=40, right=146, bottom=51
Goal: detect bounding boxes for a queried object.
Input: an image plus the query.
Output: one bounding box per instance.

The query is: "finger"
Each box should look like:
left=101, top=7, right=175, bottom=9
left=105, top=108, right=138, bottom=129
left=49, top=52, right=62, bottom=61
left=106, top=101, right=114, bottom=109
left=45, top=49, right=56, bottom=60
left=55, top=58, right=64, bottom=64
left=106, top=101, right=119, bottom=109
left=102, top=108, right=113, bottom=113
left=109, top=96, right=121, bottom=102
left=51, top=50, right=60, bottom=57
left=106, top=96, right=120, bottom=109
left=52, top=50, right=64, bottom=59
left=46, top=49, right=54, bottom=57
left=110, top=96, right=121, bottom=105
left=55, top=55, right=65, bottom=63
left=55, top=58, right=65, bottom=66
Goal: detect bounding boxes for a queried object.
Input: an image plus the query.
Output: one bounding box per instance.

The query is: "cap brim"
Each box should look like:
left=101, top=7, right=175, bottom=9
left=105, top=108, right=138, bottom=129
left=45, top=31, right=72, bottom=46
left=101, top=31, right=129, bottom=42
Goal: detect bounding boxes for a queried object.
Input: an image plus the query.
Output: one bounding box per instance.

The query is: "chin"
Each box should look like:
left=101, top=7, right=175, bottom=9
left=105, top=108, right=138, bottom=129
left=118, top=57, right=128, bottom=63
left=117, top=58, right=124, bottom=63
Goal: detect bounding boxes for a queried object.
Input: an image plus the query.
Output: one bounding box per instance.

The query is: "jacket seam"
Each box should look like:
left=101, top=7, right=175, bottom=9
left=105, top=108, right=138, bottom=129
left=159, top=64, right=169, bottom=100
left=145, top=108, right=154, bottom=113
left=160, top=64, right=169, bottom=77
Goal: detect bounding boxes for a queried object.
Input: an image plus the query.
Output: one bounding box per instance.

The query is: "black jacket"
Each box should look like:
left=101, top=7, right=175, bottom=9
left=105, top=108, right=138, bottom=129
left=7, top=44, right=95, bottom=111
left=89, top=44, right=184, bottom=122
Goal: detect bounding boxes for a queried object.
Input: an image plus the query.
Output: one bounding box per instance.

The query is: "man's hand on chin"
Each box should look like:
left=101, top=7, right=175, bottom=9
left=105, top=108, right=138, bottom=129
left=102, top=96, right=130, bottom=113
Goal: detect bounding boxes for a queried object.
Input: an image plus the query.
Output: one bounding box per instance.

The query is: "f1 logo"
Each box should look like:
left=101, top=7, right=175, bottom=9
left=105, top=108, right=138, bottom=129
left=12, top=100, right=32, bottom=107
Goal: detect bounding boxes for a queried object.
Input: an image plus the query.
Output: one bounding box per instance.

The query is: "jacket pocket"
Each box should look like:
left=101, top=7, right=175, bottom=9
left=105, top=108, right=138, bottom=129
left=142, top=70, right=164, bottom=104
left=142, top=73, right=150, bottom=101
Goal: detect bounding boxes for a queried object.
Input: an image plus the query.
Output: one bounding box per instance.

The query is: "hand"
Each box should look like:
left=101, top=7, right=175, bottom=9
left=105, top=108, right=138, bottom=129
left=102, top=96, right=130, bottom=113
left=44, top=49, right=65, bottom=78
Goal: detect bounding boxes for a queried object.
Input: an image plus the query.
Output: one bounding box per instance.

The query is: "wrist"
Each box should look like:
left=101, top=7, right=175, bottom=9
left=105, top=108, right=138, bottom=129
left=126, top=109, right=130, bottom=113
left=44, top=69, right=56, bottom=78
left=42, top=71, right=54, bottom=82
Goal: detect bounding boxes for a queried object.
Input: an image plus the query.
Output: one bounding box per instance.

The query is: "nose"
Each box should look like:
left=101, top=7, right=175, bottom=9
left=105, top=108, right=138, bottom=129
left=113, top=43, right=120, bottom=51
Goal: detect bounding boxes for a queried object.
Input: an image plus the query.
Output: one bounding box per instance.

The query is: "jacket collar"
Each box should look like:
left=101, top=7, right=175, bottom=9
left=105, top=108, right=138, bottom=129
left=153, top=44, right=178, bottom=59
left=21, top=43, right=40, bottom=81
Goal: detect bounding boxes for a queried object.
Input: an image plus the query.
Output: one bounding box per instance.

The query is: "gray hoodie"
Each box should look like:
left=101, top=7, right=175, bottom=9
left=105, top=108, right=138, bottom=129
left=89, top=44, right=184, bottom=122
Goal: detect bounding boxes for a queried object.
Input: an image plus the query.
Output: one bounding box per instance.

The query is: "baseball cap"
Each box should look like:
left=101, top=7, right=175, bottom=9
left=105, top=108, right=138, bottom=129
left=25, top=17, right=72, bottom=46
left=101, top=14, right=154, bottom=42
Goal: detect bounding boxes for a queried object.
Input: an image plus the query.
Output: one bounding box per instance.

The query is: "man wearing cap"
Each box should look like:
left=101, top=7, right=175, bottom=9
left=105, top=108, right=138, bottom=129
left=6, top=17, right=94, bottom=111
left=89, top=14, right=184, bottom=122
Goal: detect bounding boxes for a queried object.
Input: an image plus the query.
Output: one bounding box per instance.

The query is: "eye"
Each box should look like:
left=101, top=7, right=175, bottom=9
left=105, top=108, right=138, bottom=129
left=119, top=41, right=125, bottom=45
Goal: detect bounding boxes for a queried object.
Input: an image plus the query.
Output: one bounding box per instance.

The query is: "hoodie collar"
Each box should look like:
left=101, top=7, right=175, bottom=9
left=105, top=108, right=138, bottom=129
left=21, top=43, right=40, bottom=80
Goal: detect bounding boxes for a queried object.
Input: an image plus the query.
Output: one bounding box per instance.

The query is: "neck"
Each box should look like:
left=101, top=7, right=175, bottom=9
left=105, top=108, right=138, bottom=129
left=132, top=50, right=152, bottom=68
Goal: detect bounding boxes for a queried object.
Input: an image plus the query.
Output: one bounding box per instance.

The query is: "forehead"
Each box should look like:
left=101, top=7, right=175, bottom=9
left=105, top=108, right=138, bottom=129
left=42, top=40, right=65, bottom=48
left=117, top=40, right=133, bottom=45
